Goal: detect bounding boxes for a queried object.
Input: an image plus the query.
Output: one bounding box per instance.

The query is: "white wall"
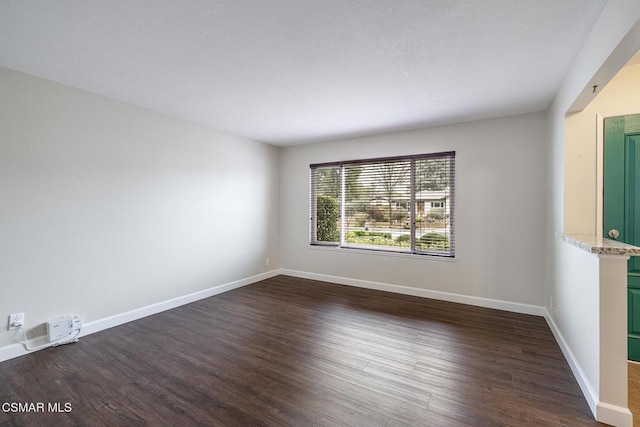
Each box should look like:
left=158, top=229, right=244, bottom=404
left=554, top=241, right=600, bottom=398
left=546, top=2, right=640, bottom=425
left=550, top=241, right=631, bottom=425
left=280, top=112, right=546, bottom=306
left=0, top=67, right=280, bottom=350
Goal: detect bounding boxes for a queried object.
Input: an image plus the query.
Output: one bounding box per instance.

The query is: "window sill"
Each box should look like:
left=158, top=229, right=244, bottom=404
left=308, top=244, right=458, bottom=262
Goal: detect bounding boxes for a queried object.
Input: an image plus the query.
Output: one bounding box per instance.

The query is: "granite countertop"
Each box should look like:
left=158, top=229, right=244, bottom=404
left=559, top=232, right=640, bottom=256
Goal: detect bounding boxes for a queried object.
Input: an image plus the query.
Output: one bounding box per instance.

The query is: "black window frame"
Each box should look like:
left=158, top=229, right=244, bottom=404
left=309, top=151, right=455, bottom=258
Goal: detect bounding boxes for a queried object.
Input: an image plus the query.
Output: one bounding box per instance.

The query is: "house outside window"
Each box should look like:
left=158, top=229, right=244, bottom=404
left=310, top=152, right=455, bottom=257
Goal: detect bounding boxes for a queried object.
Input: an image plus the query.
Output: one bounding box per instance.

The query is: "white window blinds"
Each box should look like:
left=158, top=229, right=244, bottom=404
left=310, top=152, right=455, bottom=257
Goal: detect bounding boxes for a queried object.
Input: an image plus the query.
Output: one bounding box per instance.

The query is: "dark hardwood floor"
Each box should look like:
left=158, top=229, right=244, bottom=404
left=0, top=275, right=602, bottom=426
left=629, top=362, right=640, bottom=426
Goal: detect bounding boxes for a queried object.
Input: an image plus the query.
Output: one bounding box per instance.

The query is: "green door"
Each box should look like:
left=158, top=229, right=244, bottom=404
left=604, top=114, right=640, bottom=362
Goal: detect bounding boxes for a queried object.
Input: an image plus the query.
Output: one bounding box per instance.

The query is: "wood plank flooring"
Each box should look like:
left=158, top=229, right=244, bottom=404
left=629, top=362, right=640, bottom=426
left=0, top=275, right=603, bottom=426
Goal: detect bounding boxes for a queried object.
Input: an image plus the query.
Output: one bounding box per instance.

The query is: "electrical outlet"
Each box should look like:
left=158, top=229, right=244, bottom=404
left=8, top=313, right=24, bottom=330
left=265, top=258, right=270, bottom=266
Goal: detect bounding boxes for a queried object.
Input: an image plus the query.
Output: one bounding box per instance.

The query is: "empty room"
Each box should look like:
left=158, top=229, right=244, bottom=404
left=1, top=1, right=640, bottom=426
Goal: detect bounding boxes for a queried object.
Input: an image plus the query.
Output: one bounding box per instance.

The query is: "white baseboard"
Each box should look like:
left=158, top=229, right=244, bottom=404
left=280, top=269, right=545, bottom=316
left=597, top=402, right=633, bottom=427
left=544, top=309, right=633, bottom=427
left=543, top=309, right=598, bottom=416
left=0, top=269, right=280, bottom=363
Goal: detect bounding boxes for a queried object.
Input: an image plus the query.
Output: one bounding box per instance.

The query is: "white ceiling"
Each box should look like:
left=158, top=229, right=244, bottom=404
left=0, top=1, right=607, bottom=146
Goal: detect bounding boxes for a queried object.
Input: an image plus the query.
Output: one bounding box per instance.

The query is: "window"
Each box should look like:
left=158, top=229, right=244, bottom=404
left=310, top=152, right=455, bottom=257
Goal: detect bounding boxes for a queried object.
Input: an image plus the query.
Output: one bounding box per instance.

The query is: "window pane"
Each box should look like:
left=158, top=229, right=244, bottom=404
left=414, top=157, right=453, bottom=255
left=343, top=160, right=411, bottom=251
left=312, top=166, right=341, bottom=243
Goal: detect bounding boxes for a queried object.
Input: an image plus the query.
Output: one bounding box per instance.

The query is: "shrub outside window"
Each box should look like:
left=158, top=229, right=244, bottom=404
left=310, top=152, right=455, bottom=257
